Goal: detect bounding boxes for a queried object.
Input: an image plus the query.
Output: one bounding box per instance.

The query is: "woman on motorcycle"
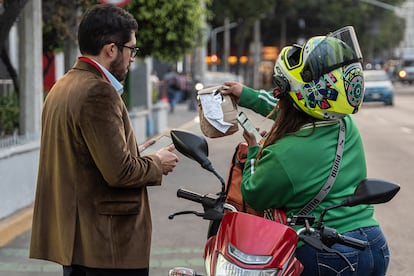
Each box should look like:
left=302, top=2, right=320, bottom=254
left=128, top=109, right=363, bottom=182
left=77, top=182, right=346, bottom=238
left=221, top=27, right=390, bottom=275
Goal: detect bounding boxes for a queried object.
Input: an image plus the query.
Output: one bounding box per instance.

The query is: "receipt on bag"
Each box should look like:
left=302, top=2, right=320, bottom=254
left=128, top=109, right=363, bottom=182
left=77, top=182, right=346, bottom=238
left=199, top=91, right=233, bottom=133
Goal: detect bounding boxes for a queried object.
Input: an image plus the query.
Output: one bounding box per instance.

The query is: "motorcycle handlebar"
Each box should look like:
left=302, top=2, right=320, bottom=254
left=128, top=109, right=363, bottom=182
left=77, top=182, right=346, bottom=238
left=319, top=226, right=368, bottom=250
left=177, top=188, right=203, bottom=204
left=337, top=234, right=368, bottom=250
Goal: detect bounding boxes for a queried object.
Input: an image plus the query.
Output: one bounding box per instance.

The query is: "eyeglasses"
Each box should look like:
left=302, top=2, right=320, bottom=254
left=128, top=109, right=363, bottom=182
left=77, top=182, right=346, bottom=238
left=119, top=45, right=139, bottom=58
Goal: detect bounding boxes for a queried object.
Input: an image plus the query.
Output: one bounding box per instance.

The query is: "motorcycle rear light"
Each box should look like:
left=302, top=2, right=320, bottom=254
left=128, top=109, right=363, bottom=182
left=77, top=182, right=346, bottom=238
left=228, top=244, right=272, bottom=265
left=215, top=253, right=278, bottom=276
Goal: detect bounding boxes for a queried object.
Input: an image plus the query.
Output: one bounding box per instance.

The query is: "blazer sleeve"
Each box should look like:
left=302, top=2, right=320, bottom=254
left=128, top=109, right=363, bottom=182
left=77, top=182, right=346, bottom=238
left=78, top=81, right=163, bottom=188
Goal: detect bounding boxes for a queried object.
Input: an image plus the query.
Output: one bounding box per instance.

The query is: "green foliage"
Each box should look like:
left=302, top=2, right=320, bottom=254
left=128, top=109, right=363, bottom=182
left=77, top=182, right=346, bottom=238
left=212, top=0, right=406, bottom=60
left=0, top=94, right=19, bottom=136
left=42, top=0, right=96, bottom=53
left=212, top=0, right=275, bottom=22
left=279, top=0, right=405, bottom=59
left=211, top=0, right=276, bottom=44
left=126, top=0, right=209, bottom=62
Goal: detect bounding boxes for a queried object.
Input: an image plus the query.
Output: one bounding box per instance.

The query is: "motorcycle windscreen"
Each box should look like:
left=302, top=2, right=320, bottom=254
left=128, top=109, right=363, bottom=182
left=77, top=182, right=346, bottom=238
left=215, top=212, right=298, bottom=270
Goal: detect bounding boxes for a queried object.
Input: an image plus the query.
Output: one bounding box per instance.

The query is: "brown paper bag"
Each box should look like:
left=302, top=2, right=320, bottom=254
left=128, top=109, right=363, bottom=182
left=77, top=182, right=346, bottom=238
left=197, top=86, right=239, bottom=138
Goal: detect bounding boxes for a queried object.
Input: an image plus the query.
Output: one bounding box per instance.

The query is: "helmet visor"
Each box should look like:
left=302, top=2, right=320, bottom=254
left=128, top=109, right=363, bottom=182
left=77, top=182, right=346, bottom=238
left=301, top=26, right=363, bottom=82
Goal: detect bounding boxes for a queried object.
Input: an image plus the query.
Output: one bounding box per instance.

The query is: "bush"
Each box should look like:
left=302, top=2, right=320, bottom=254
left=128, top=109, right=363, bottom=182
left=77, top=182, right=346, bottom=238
left=0, top=94, right=19, bottom=136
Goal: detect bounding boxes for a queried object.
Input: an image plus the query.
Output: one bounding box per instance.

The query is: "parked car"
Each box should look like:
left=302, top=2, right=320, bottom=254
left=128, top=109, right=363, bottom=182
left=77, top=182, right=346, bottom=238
left=363, top=70, right=394, bottom=106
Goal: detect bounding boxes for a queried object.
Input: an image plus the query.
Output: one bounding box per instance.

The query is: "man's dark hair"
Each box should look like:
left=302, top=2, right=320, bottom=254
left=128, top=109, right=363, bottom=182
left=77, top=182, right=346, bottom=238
left=78, top=4, right=138, bottom=55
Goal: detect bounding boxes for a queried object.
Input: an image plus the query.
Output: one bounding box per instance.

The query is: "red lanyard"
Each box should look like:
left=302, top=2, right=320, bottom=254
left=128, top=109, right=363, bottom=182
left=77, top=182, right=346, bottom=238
left=78, top=56, right=110, bottom=82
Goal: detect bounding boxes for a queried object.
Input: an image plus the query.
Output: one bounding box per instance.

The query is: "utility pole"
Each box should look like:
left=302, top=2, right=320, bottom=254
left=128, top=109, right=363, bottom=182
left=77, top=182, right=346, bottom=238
left=19, top=0, right=42, bottom=137
left=188, top=0, right=208, bottom=111
left=223, top=18, right=231, bottom=72
left=210, top=21, right=238, bottom=72
left=252, top=19, right=261, bottom=89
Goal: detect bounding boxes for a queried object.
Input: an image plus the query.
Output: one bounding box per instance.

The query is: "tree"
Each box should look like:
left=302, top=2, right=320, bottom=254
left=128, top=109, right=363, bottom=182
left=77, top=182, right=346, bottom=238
left=271, top=0, right=406, bottom=61
left=210, top=0, right=406, bottom=63
left=210, top=0, right=276, bottom=73
left=0, top=0, right=29, bottom=97
left=42, top=0, right=210, bottom=69
left=126, top=0, right=210, bottom=62
left=42, top=0, right=96, bottom=75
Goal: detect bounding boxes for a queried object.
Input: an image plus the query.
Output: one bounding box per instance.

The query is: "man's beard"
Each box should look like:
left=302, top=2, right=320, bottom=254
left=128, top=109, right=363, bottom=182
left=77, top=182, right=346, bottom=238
left=109, top=55, right=127, bottom=82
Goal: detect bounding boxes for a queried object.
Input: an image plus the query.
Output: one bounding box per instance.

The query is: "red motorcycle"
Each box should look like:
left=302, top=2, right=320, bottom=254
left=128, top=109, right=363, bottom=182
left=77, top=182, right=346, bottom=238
left=167, top=130, right=400, bottom=276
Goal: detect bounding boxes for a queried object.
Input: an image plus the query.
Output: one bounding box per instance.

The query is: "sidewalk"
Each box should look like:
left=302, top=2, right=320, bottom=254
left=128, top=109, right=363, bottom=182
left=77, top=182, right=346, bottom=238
left=0, top=102, right=199, bottom=247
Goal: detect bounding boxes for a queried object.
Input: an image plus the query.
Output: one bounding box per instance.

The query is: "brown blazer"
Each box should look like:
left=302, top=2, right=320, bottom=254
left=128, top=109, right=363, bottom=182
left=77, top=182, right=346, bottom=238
left=29, top=60, right=163, bottom=269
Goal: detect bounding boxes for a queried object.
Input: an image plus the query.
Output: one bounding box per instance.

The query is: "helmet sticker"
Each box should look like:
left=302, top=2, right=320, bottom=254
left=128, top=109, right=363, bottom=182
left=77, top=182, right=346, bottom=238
left=296, top=72, right=338, bottom=110
left=343, top=64, right=364, bottom=112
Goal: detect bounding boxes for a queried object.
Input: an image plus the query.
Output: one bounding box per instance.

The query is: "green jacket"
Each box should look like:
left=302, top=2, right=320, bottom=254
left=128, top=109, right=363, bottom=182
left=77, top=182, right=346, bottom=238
left=239, top=86, right=379, bottom=237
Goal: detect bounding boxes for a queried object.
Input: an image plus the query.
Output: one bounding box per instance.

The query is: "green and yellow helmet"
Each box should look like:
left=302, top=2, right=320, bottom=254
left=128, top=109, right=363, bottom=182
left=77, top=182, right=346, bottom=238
left=273, top=26, right=364, bottom=120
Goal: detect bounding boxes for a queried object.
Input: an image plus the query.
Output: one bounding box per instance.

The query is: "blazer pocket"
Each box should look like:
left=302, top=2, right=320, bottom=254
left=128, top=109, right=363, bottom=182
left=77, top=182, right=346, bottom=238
left=98, top=201, right=140, bottom=215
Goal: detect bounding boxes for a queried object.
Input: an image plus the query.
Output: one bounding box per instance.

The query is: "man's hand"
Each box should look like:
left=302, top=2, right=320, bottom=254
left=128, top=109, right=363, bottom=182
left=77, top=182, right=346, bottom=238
left=155, top=144, right=179, bottom=175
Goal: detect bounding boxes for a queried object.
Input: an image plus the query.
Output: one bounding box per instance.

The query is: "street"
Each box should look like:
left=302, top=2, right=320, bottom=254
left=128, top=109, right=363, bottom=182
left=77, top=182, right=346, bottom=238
left=0, top=84, right=413, bottom=275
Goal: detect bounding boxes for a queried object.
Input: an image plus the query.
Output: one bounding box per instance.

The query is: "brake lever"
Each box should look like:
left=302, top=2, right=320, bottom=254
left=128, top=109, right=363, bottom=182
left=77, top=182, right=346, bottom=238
left=299, top=234, right=356, bottom=272
left=168, top=210, right=204, bottom=219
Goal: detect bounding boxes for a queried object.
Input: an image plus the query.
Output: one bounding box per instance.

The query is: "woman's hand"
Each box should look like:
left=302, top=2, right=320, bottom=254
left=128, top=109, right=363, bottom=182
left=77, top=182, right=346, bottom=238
left=242, top=129, right=258, bottom=147
left=243, top=129, right=267, bottom=147
left=221, top=81, right=243, bottom=103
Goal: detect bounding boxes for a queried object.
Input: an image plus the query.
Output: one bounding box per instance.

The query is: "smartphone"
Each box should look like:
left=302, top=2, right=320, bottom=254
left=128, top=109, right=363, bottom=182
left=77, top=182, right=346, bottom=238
left=236, top=111, right=263, bottom=144
left=140, top=135, right=173, bottom=156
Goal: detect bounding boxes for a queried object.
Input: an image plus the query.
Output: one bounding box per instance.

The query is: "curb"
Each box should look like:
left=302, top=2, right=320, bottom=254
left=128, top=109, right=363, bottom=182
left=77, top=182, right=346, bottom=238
left=0, top=206, right=33, bottom=247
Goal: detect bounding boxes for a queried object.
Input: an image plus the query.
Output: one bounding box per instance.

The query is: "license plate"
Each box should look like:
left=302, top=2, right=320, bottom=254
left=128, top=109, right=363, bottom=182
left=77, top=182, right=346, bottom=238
left=370, top=93, right=381, bottom=99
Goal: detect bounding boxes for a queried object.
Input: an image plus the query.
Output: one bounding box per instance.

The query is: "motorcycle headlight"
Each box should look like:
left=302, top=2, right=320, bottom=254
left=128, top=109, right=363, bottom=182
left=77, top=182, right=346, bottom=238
left=168, top=267, right=197, bottom=276
left=215, top=253, right=279, bottom=276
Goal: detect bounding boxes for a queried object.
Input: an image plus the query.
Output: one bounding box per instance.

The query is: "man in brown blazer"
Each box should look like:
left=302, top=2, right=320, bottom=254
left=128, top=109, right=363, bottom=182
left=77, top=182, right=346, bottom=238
left=29, top=4, right=179, bottom=276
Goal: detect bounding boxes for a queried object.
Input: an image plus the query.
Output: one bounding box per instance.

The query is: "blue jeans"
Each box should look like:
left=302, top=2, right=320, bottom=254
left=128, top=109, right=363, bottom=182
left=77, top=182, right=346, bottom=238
left=167, top=88, right=184, bottom=111
left=295, top=226, right=389, bottom=276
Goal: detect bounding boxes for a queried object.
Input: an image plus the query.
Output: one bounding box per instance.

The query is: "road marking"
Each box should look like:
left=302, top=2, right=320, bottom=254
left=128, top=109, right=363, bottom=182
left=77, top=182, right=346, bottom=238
left=0, top=247, right=204, bottom=272
left=401, top=127, right=412, bottom=134
left=0, top=262, right=60, bottom=272
left=152, top=247, right=203, bottom=255
left=0, top=206, right=33, bottom=247
left=0, top=259, right=204, bottom=272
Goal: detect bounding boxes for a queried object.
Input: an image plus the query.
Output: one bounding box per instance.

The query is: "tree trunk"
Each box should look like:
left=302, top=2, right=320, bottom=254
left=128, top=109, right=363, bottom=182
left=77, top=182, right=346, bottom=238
left=0, top=0, right=29, bottom=97
left=0, top=45, right=19, bottom=97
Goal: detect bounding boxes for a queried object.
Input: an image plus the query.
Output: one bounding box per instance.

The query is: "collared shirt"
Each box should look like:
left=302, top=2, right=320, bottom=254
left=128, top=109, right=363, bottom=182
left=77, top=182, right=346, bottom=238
left=87, top=57, right=124, bottom=95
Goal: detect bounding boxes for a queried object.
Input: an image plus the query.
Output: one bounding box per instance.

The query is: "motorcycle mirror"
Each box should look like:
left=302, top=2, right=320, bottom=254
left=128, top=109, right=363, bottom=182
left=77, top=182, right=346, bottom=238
left=316, top=179, right=400, bottom=228
left=170, top=130, right=227, bottom=191
left=170, top=130, right=212, bottom=170
left=341, top=179, right=400, bottom=207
